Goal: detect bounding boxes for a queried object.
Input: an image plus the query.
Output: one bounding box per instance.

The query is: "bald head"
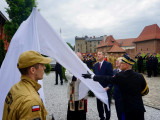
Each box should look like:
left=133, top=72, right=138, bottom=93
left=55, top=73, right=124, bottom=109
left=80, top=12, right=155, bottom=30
left=76, top=52, right=82, bottom=59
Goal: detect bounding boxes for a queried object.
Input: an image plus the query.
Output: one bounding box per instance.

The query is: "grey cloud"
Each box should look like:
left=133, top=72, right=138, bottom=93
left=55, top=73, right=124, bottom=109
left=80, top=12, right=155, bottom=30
left=1, top=0, right=160, bottom=46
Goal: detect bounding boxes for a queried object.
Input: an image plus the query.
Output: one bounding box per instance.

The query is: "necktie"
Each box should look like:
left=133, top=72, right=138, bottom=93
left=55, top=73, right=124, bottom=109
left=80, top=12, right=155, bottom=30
left=99, top=62, right=101, bottom=71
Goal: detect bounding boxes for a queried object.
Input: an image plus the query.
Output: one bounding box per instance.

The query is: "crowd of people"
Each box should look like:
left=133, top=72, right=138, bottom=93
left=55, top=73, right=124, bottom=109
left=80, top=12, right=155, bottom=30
left=83, top=54, right=97, bottom=70
left=135, top=52, right=159, bottom=77
left=2, top=50, right=151, bottom=120
left=82, top=52, right=149, bottom=120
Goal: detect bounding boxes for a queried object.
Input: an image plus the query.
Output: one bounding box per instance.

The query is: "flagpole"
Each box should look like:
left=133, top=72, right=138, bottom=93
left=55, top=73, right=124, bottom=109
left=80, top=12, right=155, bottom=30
left=60, top=28, right=61, bottom=37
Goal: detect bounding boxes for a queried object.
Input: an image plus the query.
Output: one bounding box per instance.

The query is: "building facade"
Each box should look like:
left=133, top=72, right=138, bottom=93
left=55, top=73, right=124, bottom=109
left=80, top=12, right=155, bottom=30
left=133, top=24, right=160, bottom=55
left=116, top=38, right=135, bottom=50
left=75, top=36, right=103, bottom=53
left=96, top=24, right=160, bottom=59
left=75, top=24, right=160, bottom=59
left=96, top=35, right=135, bottom=58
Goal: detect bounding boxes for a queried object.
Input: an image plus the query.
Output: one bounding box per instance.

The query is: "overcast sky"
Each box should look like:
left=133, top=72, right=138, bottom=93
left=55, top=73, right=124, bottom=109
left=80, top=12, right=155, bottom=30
left=1, top=0, right=160, bottom=45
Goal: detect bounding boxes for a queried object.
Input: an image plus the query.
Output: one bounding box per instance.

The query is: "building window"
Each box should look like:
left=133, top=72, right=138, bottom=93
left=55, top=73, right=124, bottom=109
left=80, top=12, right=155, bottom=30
left=141, top=49, right=142, bottom=51
left=90, top=49, right=91, bottom=53
left=78, top=49, right=79, bottom=52
left=147, top=48, right=148, bottom=51
left=90, top=44, right=92, bottom=47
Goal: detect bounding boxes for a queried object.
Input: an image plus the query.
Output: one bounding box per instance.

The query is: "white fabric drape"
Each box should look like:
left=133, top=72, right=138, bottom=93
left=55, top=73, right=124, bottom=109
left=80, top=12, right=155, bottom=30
left=0, top=8, right=109, bottom=119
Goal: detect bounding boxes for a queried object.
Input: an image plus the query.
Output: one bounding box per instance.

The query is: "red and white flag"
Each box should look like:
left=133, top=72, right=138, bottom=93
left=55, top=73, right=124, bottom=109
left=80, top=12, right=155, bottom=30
left=32, top=105, right=40, bottom=112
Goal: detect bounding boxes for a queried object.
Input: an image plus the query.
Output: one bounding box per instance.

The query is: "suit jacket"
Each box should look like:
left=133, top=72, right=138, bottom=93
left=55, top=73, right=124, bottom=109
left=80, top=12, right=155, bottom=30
left=113, top=69, right=121, bottom=99
left=94, top=69, right=149, bottom=112
left=55, top=62, right=62, bottom=73
left=93, top=60, right=113, bottom=90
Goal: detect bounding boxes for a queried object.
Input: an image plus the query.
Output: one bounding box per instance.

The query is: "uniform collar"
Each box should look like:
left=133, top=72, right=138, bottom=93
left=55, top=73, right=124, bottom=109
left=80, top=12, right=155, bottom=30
left=124, top=69, right=132, bottom=72
left=117, top=68, right=122, bottom=72
left=21, top=75, right=41, bottom=91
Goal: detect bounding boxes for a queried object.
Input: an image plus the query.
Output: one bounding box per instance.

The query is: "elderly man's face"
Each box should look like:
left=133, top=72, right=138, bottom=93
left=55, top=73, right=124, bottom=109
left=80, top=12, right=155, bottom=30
left=76, top=52, right=82, bottom=59
left=116, top=60, right=121, bottom=68
left=120, top=62, right=128, bottom=71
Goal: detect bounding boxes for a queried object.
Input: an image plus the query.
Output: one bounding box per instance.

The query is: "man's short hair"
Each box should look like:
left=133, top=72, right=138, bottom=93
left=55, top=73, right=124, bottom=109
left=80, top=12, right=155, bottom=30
left=18, top=63, right=40, bottom=75
left=98, top=51, right=105, bottom=56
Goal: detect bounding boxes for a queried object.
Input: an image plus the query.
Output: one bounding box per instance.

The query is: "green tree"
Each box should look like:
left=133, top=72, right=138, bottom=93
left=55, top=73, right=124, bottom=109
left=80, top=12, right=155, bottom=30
left=67, top=42, right=74, bottom=50
left=4, top=0, right=37, bottom=42
left=0, top=39, right=6, bottom=67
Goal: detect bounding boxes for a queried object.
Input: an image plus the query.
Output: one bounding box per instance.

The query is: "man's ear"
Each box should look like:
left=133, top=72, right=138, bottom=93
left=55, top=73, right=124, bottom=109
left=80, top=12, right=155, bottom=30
left=29, top=67, right=36, bottom=74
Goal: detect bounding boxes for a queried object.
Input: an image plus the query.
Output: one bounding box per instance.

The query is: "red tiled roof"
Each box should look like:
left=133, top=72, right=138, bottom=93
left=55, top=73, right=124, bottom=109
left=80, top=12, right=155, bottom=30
left=133, top=24, right=160, bottom=43
left=116, top=38, right=135, bottom=47
left=107, top=45, right=125, bottom=53
left=97, top=35, right=119, bottom=48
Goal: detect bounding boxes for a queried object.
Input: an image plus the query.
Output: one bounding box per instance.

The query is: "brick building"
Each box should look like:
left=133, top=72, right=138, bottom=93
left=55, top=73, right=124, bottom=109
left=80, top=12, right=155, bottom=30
left=96, top=24, right=160, bottom=59
left=96, top=35, right=135, bottom=58
left=107, top=44, right=126, bottom=57
left=133, top=24, right=160, bottom=55
left=0, top=11, right=9, bottom=51
left=116, top=38, right=135, bottom=50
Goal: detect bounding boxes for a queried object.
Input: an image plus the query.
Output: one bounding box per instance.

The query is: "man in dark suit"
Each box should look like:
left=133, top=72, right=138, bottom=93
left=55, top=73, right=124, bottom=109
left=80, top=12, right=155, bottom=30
left=93, top=51, right=113, bottom=120
left=86, top=55, right=93, bottom=70
left=55, top=62, right=63, bottom=85
left=82, top=54, right=149, bottom=120
left=144, top=53, right=152, bottom=77
left=135, top=53, right=143, bottom=73
left=152, top=53, right=158, bottom=77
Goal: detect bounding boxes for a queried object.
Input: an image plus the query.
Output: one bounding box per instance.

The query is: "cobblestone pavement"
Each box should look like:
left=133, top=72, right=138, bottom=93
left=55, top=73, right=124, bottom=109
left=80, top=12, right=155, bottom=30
left=43, top=72, right=160, bottom=120
left=142, top=74, right=160, bottom=110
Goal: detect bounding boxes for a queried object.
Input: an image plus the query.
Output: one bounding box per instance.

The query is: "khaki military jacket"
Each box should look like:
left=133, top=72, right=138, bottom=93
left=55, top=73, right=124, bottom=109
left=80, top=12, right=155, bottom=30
left=2, top=75, right=47, bottom=120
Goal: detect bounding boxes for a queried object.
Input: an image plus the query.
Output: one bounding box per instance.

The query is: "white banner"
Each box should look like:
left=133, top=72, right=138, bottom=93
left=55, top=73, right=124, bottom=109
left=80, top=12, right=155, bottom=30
left=0, top=8, right=109, bottom=119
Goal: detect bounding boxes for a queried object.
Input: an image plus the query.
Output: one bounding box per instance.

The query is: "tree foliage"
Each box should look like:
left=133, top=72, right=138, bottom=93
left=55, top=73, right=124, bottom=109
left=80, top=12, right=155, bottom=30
left=67, top=42, right=74, bottom=50
left=0, top=39, right=6, bottom=67
left=4, top=0, right=37, bottom=42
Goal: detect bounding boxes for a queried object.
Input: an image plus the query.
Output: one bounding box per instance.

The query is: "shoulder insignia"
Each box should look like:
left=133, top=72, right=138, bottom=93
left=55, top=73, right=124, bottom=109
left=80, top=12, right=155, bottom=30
left=32, top=105, right=40, bottom=112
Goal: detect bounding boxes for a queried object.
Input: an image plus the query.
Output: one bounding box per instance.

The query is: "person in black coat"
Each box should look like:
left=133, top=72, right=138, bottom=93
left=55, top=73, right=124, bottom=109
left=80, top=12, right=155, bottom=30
left=144, top=53, right=152, bottom=77
left=135, top=53, right=143, bottom=73
left=82, top=54, right=149, bottom=120
left=86, top=55, right=93, bottom=70
left=91, top=56, right=97, bottom=65
left=55, top=62, right=63, bottom=85
left=93, top=51, right=113, bottom=120
left=152, top=53, right=158, bottom=77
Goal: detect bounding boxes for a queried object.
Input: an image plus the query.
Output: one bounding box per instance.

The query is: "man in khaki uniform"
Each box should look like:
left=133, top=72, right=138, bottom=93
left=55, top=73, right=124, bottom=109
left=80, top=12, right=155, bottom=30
left=3, top=50, right=51, bottom=120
